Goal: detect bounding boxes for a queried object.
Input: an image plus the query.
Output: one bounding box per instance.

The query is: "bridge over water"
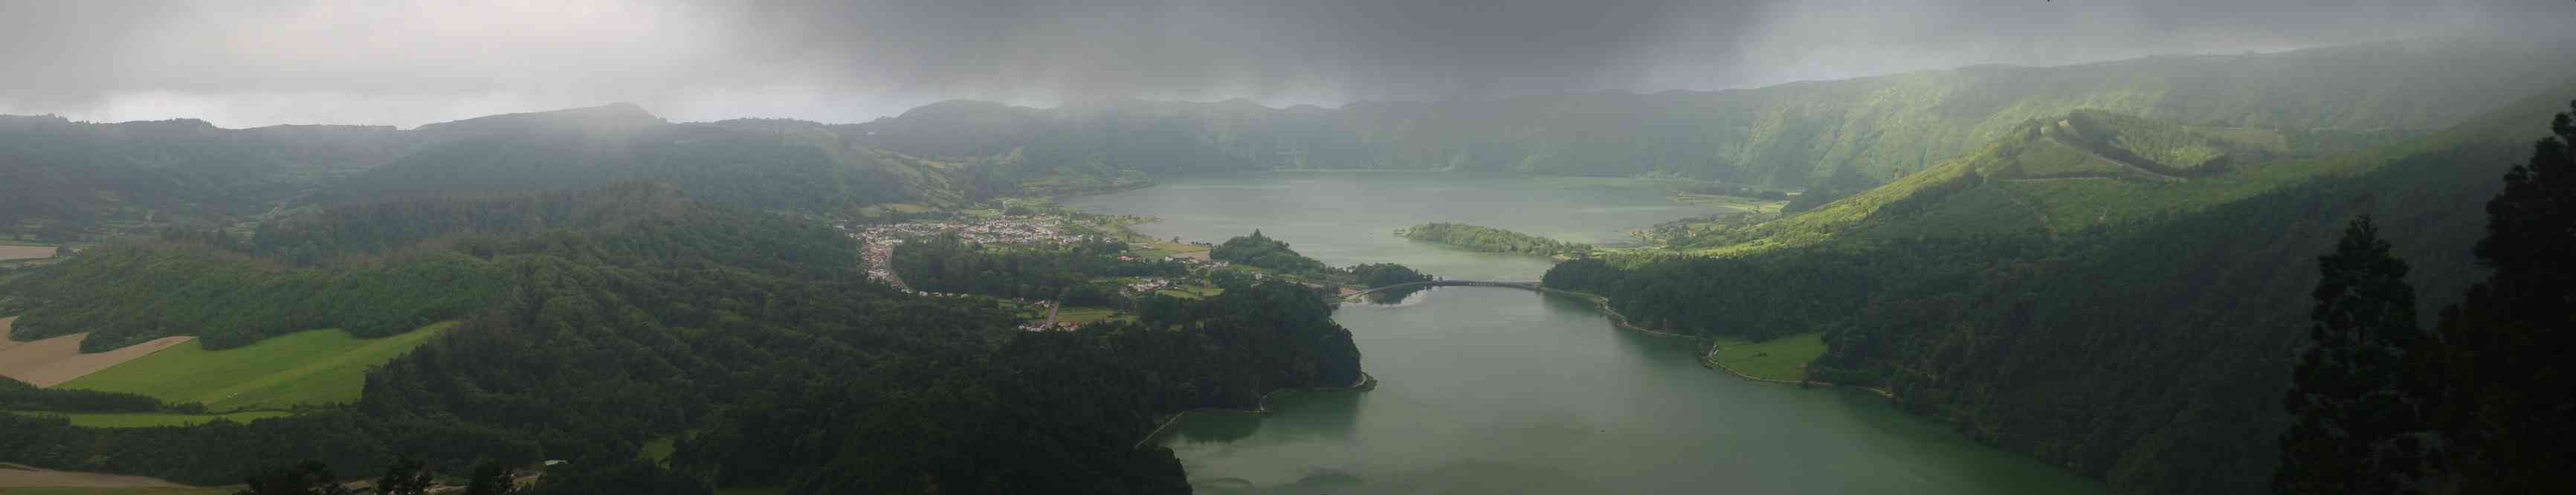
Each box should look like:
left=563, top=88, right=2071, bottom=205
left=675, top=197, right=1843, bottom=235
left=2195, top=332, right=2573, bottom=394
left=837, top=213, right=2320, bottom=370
left=1340, top=279, right=1542, bottom=300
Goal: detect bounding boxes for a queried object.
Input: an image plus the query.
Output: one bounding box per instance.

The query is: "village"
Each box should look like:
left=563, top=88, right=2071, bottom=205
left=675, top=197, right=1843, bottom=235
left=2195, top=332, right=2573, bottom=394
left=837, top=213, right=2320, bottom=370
left=847, top=212, right=1246, bottom=331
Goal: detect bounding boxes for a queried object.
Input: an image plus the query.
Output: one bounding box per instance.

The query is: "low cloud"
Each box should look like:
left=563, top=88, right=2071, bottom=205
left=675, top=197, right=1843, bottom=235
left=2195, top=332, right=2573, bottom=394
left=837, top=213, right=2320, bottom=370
left=1, top=0, right=2567, bottom=127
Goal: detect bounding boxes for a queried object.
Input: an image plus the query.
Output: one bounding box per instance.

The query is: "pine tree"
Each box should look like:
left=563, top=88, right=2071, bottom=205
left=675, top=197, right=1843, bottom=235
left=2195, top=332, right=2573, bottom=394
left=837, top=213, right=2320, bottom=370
left=374, top=457, right=433, bottom=495
left=2276, top=216, right=2430, bottom=495
left=2422, top=100, right=2576, bottom=494
left=236, top=461, right=350, bottom=495
left=463, top=460, right=520, bottom=495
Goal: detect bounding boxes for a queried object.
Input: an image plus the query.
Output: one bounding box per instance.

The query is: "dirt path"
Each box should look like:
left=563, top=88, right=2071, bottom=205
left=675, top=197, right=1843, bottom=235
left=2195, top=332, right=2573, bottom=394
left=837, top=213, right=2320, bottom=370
left=0, top=317, right=197, bottom=387
left=0, top=463, right=195, bottom=488
left=0, top=245, right=55, bottom=261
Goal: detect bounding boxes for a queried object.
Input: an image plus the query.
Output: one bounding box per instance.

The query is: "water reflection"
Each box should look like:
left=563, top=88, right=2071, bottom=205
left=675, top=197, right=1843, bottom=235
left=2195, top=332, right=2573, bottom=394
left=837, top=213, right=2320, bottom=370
left=1069, top=173, right=2102, bottom=494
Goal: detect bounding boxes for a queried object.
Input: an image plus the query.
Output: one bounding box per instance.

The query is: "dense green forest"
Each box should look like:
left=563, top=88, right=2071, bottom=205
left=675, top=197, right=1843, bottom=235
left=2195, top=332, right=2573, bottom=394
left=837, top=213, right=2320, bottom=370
left=1346, top=262, right=1431, bottom=288
left=0, top=183, right=1362, bottom=494
left=6, top=244, right=509, bottom=351
left=0, top=104, right=984, bottom=241
left=2274, top=100, right=2576, bottom=494
left=323, top=105, right=953, bottom=216
left=1209, top=230, right=1331, bottom=275
left=0, top=376, right=177, bottom=413
left=1545, top=86, right=2576, bottom=494
left=0, top=115, right=416, bottom=240
left=888, top=233, right=1187, bottom=304
left=1397, top=222, right=1591, bottom=257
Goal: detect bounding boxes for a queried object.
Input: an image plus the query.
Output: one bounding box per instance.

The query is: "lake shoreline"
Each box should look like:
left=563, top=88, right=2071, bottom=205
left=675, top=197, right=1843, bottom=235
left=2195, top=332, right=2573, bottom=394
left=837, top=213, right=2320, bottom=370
left=1533, top=287, right=1895, bottom=398
left=1134, top=372, right=1378, bottom=449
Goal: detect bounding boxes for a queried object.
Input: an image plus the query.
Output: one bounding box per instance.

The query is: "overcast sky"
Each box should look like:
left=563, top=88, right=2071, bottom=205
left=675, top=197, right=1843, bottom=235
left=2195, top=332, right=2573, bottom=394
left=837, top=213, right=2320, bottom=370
left=2, top=0, right=2569, bottom=128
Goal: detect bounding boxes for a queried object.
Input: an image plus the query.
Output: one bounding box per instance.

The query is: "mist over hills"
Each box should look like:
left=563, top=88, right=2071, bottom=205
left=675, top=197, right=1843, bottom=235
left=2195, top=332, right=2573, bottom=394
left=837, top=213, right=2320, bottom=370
left=848, top=37, right=2576, bottom=185
left=8, top=37, right=2572, bottom=243
left=7, top=30, right=2576, bottom=495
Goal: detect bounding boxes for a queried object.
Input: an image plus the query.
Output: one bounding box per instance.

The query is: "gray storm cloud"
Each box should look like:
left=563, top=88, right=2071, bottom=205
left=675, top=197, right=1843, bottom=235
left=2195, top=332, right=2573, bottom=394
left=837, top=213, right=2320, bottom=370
left=1, top=0, right=2569, bottom=127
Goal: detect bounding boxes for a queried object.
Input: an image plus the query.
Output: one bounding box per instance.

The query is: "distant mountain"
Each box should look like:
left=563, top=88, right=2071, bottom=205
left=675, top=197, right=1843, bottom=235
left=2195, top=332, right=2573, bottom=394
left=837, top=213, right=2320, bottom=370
left=323, top=104, right=968, bottom=216
left=0, top=114, right=421, bottom=236
left=7, top=37, right=2567, bottom=243
left=0, top=105, right=978, bottom=241
left=849, top=37, right=2576, bottom=187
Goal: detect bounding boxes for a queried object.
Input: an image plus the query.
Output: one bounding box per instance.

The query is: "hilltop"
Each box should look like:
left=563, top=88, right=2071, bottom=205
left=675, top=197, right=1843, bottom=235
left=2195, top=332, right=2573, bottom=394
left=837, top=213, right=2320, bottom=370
left=1642, top=106, right=2443, bottom=253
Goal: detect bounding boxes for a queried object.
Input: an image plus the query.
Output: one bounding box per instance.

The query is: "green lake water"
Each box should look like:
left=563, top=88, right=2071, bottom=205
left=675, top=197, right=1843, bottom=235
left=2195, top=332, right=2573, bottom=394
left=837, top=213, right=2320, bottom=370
left=1063, top=172, right=2101, bottom=494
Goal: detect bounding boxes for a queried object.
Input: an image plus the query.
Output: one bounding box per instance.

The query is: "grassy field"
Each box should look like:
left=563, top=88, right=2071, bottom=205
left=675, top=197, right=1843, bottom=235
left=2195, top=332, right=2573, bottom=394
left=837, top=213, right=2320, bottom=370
left=1151, top=283, right=1224, bottom=300
left=1052, top=306, right=1128, bottom=326
left=1708, top=332, right=1827, bottom=382
left=7, top=410, right=291, bottom=428
left=641, top=435, right=679, bottom=464
left=58, top=323, right=453, bottom=411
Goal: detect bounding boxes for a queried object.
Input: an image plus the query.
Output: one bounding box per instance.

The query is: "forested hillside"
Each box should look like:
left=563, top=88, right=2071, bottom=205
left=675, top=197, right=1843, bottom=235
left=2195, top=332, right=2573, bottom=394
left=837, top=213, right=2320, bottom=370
left=0, top=105, right=984, bottom=242
left=0, top=184, right=1363, bottom=494
left=325, top=104, right=973, bottom=216
left=0, top=115, right=420, bottom=239
left=849, top=38, right=2574, bottom=188
left=1644, top=103, right=2475, bottom=253
left=1546, top=84, right=2576, bottom=494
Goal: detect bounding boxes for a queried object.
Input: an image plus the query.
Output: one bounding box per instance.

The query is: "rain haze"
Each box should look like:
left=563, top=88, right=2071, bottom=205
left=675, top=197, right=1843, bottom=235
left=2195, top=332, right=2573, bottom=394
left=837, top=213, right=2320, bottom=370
left=3, top=0, right=2571, bottom=127
left=13, top=1, right=2576, bottom=494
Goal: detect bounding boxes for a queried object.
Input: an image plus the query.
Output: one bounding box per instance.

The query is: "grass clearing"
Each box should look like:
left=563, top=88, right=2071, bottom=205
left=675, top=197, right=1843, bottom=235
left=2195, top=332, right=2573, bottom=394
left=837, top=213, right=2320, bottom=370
left=58, top=323, right=452, bottom=411
left=1152, top=284, right=1224, bottom=300
left=1708, top=332, right=1827, bottom=382
left=7, top=410, right=291, bottom=428
left=1052, top=306, right=1128, bottom=326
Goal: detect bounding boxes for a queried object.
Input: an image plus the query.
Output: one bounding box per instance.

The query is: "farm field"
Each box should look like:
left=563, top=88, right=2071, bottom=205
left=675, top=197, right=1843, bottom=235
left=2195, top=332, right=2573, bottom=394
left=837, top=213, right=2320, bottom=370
left=0, top=463, right=208, bottom=491
left=57, top=323, right=453, bottom=411
left=0, top=317, right=196, bottom=388
left=7, top=410, right=291, bottom=428
left=0, top=245, right=57, bottom=261
left=1152, top=284, right=1224, bottom=300
left=1707, top=332, right=1827, bottom=382
left=1051, top=306, right=1128, bottom=326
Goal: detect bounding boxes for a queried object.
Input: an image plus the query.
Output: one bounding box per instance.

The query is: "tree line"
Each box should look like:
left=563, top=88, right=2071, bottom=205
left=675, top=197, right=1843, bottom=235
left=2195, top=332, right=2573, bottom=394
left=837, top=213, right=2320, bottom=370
left=1397, top=222, right=1592, bottom=258
left=2275, top=100, right=2576, bottom=494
